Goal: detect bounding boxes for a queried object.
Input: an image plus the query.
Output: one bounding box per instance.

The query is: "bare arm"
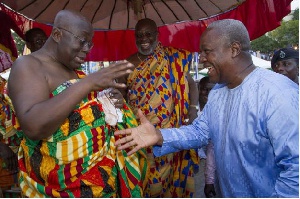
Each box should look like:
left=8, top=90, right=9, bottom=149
left=8, top=57, right=133, bottom=140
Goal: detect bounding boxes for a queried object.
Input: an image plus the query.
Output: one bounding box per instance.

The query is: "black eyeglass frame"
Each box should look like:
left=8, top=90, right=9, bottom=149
left=57, top=27, right=94, bottom=50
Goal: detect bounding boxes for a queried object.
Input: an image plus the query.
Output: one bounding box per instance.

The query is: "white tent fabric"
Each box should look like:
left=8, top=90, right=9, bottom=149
left=251, top=55, right=271, bottom=69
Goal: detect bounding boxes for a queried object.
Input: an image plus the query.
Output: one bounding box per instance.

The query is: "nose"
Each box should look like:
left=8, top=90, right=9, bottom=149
left=199, top=53, right=207, bottom=63
left=275, top=63, right=285, bottom=72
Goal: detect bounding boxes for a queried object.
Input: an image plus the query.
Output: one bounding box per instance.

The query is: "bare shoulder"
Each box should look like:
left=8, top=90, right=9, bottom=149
left=10, top=54, right=43, bottom=78
left=8, top=54, right=46, bottom=91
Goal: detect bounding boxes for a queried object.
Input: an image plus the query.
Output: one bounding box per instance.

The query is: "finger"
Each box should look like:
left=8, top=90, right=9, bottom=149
left=126, top=147, right=140, bottom=156
left=118, top=143, right=140, bottom=156
left=136, top=109, right=148, bottom=124
left=115, top=128, right=131, bottom=136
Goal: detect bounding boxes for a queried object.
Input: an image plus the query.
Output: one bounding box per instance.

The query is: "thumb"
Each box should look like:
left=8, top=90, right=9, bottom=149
left=137, top=109, right=148, bottom=124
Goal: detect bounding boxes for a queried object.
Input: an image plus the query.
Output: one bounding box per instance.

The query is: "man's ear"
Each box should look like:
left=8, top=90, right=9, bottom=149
left=231, top=41, right=241, bottom=58
left=51, top=27, right=61, bottom=43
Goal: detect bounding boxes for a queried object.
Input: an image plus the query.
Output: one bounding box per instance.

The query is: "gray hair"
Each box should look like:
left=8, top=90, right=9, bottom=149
left=207, top=19, right=251, bottom=51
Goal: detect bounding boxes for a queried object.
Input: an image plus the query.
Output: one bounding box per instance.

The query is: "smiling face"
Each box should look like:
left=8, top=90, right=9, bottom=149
left=199, top=28, right=232, bottom=84
left=135, top=19, right=158, bottom=56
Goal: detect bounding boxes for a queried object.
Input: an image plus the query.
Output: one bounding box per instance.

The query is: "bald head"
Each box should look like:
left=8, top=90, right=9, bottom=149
left=207, top=19, right=251, bottom=52
left=135, top=18, right=157, bottom=30
left=54, top=9, right=92, bottom=30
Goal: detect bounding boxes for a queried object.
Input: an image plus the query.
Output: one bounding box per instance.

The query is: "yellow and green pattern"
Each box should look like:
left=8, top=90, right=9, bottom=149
left=127, top=42, right=199, bottom=197
left=16, top=70, right=148, bottom=197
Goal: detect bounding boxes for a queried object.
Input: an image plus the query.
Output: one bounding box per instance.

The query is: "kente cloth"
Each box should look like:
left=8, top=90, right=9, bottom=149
left=0, top=76, right=20, bottom=190
left=15, top=69, right=148, bottom=198
left=127, top=42, right=199, bottom=197
left=0, top=76, right=20, bottom=146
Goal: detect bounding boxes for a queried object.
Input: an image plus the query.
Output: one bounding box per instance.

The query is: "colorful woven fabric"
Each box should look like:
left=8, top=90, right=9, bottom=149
left=16, top=69, right=148, bottom=197
left=0, top=76, right=20, bottom=191
left=127, top=42, right=199, bottom=197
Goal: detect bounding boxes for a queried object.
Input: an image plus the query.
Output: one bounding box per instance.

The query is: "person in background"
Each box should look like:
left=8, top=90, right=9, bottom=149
left=8, top=9, right=148, bottom=197
left=115, top=19, right=299, bottom=197
left=0, top=11, right=25, bottom=195
left=271, top=48, right=299, bottom=84
left=24, top=28, right=47, bottom=53
left=118, top=18, right=199, bottom=197
left=0, top=75, right=19, bottom=194
left=196, top=76, right=218, bottom=198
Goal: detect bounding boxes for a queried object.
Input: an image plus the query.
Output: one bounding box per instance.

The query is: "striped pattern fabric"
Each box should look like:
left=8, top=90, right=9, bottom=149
left=15, top=69, right=148, bottom=197
left=127, top=42, right=199, bottom=197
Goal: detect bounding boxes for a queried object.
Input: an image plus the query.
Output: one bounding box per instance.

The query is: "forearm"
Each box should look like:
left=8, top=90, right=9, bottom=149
left=153, top=118, right=209, bottom=157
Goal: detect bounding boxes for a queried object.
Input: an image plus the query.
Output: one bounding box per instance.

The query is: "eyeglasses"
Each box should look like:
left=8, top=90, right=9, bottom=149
left=57, top=27, right=94, bottom=50
left=135, top=31, right=158, bottom=39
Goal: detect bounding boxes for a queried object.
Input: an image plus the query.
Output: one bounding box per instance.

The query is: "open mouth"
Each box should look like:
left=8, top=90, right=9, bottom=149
left=207, top=66, right=215, bottom=75
left=75, top=56, right=85, bottom=64
left=140, top=43, right=150, bottom=49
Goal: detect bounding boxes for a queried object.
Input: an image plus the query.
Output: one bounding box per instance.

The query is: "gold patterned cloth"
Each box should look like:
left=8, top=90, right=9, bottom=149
left=15, top=70, right=148, bottom=197
left=127, top=42, right=199, bottom=197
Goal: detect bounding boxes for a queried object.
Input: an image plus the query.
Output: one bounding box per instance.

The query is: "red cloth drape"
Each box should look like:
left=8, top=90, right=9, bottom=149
left=0, top=0, right=292, bottom=62
left=0, top=5, right=30, bottom=72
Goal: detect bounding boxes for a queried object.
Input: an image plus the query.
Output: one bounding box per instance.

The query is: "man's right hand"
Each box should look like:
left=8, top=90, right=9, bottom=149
left=87, top=60, right=134, bottom=91
left=0, top=142, right=18, bottom=173
left=114, top=109, right=162, bottom=156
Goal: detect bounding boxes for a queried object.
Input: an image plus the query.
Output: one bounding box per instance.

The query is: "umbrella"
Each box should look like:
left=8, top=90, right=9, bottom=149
left=1, top=0, right=247, bottom=30
left=0, top=0, right=293, bottom=61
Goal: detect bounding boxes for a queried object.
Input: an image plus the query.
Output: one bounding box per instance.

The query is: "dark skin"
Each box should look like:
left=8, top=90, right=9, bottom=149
left=113, top=23, right=257, bottom=154
left=26, top=29, right=48, bottom=53
left=271, top=58, right=299, bottom=84
left=8, top=10, right=133, bottom=141
left=118, top=18, right=198, bottom=123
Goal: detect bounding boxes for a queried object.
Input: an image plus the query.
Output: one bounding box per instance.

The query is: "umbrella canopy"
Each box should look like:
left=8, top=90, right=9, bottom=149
left=1, top=0, right=246, bottom=30
left=0, top=0, right=293, bottom=61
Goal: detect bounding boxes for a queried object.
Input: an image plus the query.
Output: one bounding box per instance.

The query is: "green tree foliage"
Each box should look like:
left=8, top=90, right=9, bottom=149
left=292, top=8, right=299, bottom=20
left=251, top=8, right=299, bottom=54
left=250, top=35, right=279, bottom=53
left=268, top=20, right=299, bottom=48
left=11, top=31, right=25, bottom=56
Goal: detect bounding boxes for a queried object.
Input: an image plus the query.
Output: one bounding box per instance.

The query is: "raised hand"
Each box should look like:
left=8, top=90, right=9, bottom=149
left=114, top=109, right=163, bottom=156
left=87, top=60, right=134, bottom=91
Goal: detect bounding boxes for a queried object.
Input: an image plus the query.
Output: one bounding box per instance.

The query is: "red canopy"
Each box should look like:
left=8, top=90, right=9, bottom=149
left=0, top=0, right=292, bottom=61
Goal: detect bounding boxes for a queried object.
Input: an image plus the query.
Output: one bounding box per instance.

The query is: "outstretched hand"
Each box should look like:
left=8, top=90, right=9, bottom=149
left=114, top=109, right=162, bottom=156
